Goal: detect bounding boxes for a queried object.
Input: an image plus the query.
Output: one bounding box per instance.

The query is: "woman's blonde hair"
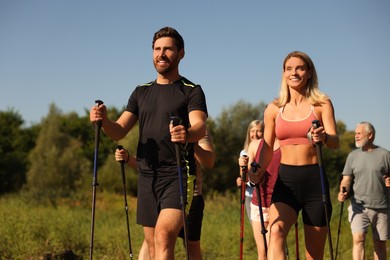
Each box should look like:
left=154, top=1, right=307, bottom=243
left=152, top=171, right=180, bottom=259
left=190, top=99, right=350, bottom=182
left=243, top=120, right=264, bottom=151
left=275, top=51, right=328, bottom=107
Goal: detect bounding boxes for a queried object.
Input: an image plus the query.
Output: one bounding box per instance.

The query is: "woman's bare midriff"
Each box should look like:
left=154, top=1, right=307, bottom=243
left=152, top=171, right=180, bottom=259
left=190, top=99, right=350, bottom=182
left=279, top=144, right=318, bottom=165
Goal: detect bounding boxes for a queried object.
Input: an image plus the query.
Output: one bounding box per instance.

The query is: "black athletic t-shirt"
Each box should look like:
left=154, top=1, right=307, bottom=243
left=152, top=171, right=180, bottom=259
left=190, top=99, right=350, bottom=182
left=126, top=77, right=208, bottom=177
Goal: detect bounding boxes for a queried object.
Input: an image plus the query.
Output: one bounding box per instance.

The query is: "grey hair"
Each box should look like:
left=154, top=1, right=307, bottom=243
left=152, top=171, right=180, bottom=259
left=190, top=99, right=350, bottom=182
left=358, top=121, right=376, bottom=141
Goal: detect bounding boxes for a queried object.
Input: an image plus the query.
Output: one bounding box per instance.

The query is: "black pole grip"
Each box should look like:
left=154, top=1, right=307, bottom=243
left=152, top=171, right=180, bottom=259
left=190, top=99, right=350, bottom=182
left=312, top=119, right=321, bottom=129
left=94, top=100, right=104, bottom=128
left=312, top=119, right=322, bottom=146
left=117, top=145, right=126, bottom=163
left=170, top=115, right=182, bottom=126
left=170, top=115, right=183, bottom=145
left=251, top=161, right=260, bottom=173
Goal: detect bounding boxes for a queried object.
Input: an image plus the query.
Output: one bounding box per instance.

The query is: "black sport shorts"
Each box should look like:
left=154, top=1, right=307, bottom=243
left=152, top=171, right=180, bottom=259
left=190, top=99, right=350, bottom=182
left=137, top=173, right=188, bottom=227
left=271, top=164, right=332, bottom=227
left=178, top=195, right=205, bottom=241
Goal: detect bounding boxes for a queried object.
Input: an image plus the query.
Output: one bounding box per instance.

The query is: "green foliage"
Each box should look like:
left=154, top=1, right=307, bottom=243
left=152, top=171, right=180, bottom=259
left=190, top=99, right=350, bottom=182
left=1, top=194, right=82, bottom=258
left=60, top=107, right=121, bottom=173
left=98, top=123, right=140, bottom=196
left=25, top=104, right=91, bottom=205
left=0, top=192, right=144, bottom=259
left=322, top=120, right=355, bottom=188
left=99, top=154, right=139, bottom=196
left=0, top=109, right=38, bottom=194
left=0, top=100, right=357, bottom=197
left=1, top=191, right=387, bottom=259
left=203, top=100, right=267, bottom=194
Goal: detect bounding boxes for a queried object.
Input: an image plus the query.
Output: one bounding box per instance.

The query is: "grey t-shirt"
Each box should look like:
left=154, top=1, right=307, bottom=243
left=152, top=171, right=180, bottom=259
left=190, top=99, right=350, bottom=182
left=342, top=146, right=390, bottom=209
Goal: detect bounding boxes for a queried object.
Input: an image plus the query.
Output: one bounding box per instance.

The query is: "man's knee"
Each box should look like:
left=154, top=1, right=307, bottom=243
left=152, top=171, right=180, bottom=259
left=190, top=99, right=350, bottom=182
left=155, top=227, right=179, bottom=249
left=352, top=232, right=366, bottom=244
left=155, top=229, right=171, bottom=242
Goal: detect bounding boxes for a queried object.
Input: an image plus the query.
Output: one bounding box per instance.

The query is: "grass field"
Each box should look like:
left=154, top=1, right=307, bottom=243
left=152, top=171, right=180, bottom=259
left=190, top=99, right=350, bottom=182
left=0, top=190, right=387, bottom=259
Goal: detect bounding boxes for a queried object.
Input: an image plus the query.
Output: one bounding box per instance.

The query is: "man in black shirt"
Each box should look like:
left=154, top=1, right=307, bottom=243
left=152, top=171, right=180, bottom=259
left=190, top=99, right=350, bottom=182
left=90, top=26, right=208, bottom=259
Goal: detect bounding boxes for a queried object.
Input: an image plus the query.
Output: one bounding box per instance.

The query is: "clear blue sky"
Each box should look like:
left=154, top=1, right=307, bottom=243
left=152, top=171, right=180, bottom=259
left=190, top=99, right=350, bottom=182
left=1, top=1, right=389, bottom=149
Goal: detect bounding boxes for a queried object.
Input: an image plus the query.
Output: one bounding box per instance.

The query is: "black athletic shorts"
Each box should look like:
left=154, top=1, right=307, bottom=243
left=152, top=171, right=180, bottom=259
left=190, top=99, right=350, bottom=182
left=271, top=164, right=332, bottom=227
left=136, top=173, right=188, bottom=227
left=178, top=195, right=205, bottom=241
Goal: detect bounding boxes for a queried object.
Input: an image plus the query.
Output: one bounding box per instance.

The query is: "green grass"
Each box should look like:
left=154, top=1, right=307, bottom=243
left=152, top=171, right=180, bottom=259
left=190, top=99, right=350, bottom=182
left=0, top=190, right=387, bottom=259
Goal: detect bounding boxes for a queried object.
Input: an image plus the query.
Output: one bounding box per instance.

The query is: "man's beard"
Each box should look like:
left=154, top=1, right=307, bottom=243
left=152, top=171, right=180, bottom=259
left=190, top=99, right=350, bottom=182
left=355, top=138, right=368, bottom=148
left=155, top=64, right=173, bottom=75
left=154, top=57, right=179, bottom=75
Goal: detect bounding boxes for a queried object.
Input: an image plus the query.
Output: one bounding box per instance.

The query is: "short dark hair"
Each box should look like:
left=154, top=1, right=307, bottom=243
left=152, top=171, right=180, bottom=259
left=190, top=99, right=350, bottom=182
left=152, top=26, right=184, bottom=51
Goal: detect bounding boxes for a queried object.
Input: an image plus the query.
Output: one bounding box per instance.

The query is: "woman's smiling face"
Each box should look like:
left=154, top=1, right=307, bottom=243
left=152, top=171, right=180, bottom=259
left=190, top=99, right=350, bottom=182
left=283, top=56, right=312, bottom=90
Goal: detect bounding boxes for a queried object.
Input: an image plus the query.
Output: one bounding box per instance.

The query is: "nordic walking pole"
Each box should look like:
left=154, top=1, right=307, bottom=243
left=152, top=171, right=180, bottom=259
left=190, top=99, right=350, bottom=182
left=312, top=119, right=334, bottom=260
left=89, top=99, right=103, bottom=260
left=251, top=162, right=268, bottom=256
left=239, top=150, right=248, bottom=260
left=295, top=222, right=299, bottom=260
left=170, top=116, right=189, bottom=260
left=335, top=187, right=347, bottom=260
left=117, top=145, right=133, bottom=259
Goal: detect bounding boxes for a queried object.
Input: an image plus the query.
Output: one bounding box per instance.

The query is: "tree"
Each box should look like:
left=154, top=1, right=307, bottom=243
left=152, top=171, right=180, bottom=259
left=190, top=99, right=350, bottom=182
left=203, top=100, right=267, bottom=194
left=98, top=123, right=140, bottom=196
left=61, top=107, right=121, bottom=171
left=2, top=100, right=356, bottom=199
left=322, top=120, right=355, bottom=188
left=0, top=110, right=37, bottom=194
left=25, top=104, right=90, bottom=205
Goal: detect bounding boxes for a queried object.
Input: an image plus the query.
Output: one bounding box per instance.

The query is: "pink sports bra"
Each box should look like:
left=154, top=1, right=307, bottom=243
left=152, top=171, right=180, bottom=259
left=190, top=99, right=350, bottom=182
left=275, top=105, right=318, bottom=147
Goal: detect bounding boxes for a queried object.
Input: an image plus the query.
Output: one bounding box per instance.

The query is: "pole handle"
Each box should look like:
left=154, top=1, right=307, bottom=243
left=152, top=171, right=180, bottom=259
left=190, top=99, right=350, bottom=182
left=95, top=99, right=103, bottom=106
left=342, top=186, right=348, bottom=198
left=94, top=100, right=104, bottom=128
left=312, top=119, right=324, bottom=166
left=117, top=145, right=126, bottom=164
left=311, top=119, right=325, bottom=145
left=312, top=119, right=321, bottom=129
left=170, top=115, right=182, bottom=127
left=311, top=119, right=322, bottom=143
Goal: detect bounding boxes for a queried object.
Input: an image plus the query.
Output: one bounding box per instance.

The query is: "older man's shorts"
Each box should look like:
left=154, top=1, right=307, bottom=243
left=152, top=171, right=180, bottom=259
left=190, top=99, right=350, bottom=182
left=348, top=203, right=390, bottom=240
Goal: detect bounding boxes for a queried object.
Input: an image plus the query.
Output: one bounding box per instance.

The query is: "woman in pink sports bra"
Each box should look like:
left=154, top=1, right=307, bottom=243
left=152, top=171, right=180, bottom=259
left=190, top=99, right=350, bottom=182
left=249, top=51, right=339, bottom=260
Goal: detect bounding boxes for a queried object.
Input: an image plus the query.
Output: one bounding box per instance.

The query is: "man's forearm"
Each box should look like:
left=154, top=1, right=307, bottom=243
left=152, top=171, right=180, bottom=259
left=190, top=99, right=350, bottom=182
left=187, top=122, right=206, bottom=143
